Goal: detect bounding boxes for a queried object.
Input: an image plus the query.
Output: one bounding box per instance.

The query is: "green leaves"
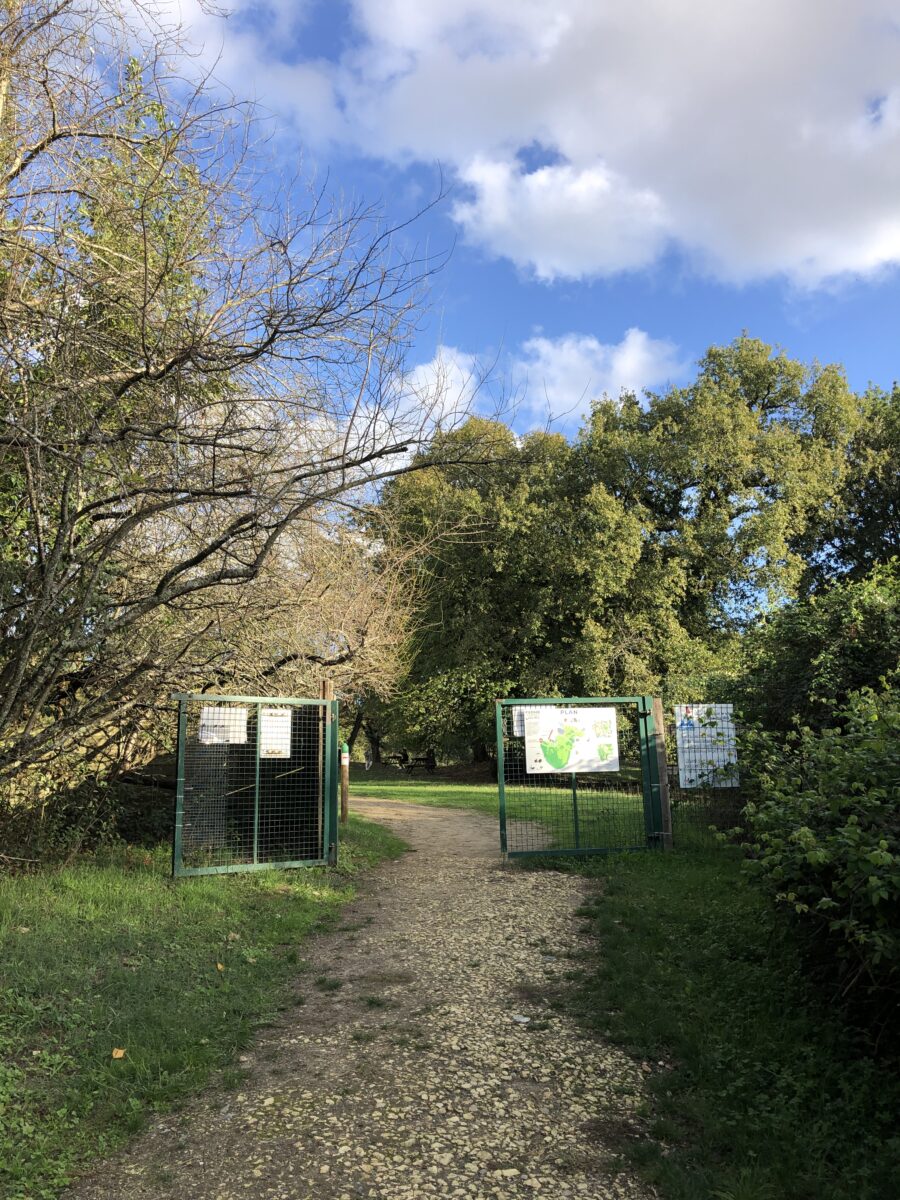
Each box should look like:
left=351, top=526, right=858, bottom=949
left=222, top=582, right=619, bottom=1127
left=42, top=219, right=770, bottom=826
left=739, top=560, right=900, bottom=730
left=741, top=686, right=900, bottom=1000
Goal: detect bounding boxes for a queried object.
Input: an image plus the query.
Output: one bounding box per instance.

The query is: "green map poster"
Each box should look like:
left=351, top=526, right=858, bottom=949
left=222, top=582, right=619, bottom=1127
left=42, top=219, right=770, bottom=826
left=523, top=706, right=619, bottom=774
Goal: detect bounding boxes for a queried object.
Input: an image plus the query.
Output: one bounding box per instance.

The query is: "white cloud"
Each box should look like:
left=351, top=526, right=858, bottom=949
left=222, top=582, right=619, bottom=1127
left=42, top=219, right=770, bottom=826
left=401, top=346, right=487, bottom=429
left=170, top=0, right=900, bottom=287
left=404, top=330, right=684, bottom=433
left=454, top=159, right=670, bottom=279
left=510, top=329, right=685, bottom=424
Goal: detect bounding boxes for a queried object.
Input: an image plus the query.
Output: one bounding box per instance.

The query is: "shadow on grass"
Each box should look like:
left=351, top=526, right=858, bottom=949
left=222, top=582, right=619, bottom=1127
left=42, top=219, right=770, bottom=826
left=535, top=846, right=900, bottom=1200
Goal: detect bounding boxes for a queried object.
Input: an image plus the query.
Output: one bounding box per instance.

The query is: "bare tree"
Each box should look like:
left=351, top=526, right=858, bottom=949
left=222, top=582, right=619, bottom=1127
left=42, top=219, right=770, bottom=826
left=0, top=0, right=458, bottom=777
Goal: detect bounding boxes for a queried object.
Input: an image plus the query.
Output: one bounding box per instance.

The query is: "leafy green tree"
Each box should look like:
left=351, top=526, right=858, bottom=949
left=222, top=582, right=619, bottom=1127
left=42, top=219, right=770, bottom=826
left=576, top=335, right=860, bottom=636
left=378, top=418, right=643, bottom=753
left=738, top=561, right=900, bottom=730
left=0, top=0, right=436, bottom=781
left=802, top=385, right=900, bottom=587
left=379, top=337, right=864, bottom=753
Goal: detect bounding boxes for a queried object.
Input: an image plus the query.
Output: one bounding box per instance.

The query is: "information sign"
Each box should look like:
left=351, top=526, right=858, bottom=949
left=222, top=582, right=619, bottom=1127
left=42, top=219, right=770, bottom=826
left=259, top=707, right=292, bottom=759
left=523, top=705, right=619, bottom=774
left=198, top=705, right=248, bottom=745
left=674, top=703, right=738, bottom=787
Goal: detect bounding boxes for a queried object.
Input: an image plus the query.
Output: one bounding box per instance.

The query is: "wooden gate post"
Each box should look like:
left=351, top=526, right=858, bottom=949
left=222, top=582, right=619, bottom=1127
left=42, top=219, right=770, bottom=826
left=652, top=696, right=674, bottom=849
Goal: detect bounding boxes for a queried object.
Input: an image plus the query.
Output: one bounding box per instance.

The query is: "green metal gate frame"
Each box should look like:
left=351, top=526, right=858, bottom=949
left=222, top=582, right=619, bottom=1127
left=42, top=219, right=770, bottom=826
left=495, top=695, right=666, bottom=856
left=173, top=693, right=339, bottom=877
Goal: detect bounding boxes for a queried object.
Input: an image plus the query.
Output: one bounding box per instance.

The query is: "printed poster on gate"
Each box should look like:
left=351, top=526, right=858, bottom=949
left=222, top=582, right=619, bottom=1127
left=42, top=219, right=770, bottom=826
left=523, top=706, right=619, bottom=774
left=198, top=705, right=248, bottom=745
left=259, top=707, right=292, bottom=759
left=674, top=703, right=738, bottom=788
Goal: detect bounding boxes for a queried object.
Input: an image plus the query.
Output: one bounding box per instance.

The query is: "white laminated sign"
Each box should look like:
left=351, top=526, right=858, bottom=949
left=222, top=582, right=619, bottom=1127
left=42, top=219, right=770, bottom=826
left=259, top=707, right=292, bottom=759
left=674, top=703, right=738, bottom=788
left=523, top=706, right=619, bottom=774
left=198, top=705, right=248, bottom=745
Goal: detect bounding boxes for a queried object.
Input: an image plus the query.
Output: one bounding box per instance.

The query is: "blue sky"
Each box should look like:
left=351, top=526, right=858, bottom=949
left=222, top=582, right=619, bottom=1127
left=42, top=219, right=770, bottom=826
left=173, top=0, right=900, bottom=433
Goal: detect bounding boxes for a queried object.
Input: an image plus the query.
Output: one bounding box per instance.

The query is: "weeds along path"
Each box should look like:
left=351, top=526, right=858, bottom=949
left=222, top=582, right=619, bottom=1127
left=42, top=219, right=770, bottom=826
left=67, top=800, right=653, bottom=1200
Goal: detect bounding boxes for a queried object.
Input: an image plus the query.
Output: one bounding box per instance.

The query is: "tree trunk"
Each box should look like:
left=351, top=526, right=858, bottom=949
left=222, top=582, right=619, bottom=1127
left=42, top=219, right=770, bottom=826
left=363, top=723, right=382, bottom=763
left=471, top=740, right=489, bottom=763
left=347, top=707, right=365, bottom=753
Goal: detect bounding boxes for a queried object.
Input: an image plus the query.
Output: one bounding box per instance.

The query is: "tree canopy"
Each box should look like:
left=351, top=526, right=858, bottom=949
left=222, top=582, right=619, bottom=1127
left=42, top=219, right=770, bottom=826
left=0, top=0, right=452, bottom=782
left=374, top=336, right=880, bottom=752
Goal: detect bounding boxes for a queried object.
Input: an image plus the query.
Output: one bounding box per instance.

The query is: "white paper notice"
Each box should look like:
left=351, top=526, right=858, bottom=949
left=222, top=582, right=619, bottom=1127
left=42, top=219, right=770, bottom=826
left=259, top=707, right=292, bottom=759
left=198, top=705, right=248, bottom=745
left=674, top=703, right=738, bottom=788
left=523, top=706, right=619, bottom=774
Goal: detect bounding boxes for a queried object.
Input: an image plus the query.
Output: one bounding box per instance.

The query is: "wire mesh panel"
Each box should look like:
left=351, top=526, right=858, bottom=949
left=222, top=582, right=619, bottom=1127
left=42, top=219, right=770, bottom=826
left=669, top=784, right=745, bottom=848
left=667, top=705, right=745, bottom=848
left=173, top=694, right=338, bottom=877
left=496, top=697, right=665, bottom=857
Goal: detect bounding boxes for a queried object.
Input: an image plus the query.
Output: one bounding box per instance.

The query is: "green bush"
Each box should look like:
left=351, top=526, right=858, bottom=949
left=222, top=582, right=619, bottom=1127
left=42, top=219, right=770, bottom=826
left=738, top=559, right=900, bottom=730
left=741, top=687, right=900, bottom=1015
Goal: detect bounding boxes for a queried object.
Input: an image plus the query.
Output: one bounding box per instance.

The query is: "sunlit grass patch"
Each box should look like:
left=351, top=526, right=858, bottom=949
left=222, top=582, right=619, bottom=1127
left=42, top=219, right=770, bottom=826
left=0, top=815, right=405, bottom=1200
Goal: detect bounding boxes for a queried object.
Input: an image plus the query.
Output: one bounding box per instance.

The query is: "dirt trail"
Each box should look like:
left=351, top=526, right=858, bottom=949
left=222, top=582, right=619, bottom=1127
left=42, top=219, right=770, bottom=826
left=66, top=799, right=653, bottom=1200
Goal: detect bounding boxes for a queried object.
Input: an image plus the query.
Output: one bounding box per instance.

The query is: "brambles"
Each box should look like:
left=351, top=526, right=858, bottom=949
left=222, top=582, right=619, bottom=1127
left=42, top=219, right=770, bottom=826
left=741, top=686, right=900, bottom=1012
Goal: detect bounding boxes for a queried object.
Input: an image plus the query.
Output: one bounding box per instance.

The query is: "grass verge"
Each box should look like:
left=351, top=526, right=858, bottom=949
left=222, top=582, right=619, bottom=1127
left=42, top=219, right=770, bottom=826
left=351, top=766, right=656, bottom=851
left=0, top=814, right=406, bottom=1200
left=350, top=764, right=499, bottom=813
left=559, top=847, right=900, bottom=1200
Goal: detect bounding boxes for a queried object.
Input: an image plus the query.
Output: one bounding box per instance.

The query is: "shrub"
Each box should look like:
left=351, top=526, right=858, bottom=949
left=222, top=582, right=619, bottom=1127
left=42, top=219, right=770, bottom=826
left=738, top=559, right=900, bottom=730
left=741, top=687, right=900, bottom=1021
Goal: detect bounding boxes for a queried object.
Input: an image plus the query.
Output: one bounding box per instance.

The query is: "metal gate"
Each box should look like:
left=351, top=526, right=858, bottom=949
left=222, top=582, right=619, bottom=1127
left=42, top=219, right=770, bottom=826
left=173, top=693, right=339, bottom=877
left=495, top=696, right=668, bottom=857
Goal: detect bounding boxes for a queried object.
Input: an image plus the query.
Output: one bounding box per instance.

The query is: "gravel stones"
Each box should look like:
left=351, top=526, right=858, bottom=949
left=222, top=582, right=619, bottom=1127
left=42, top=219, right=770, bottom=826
left=66, top=800, right=654, bottom=1200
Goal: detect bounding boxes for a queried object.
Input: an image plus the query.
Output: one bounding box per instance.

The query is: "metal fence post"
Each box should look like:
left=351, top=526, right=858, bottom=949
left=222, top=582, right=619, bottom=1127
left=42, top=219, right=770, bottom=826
left=495, top=701, right=508, bottom=855
left=340, top=740, right=350, bottom=824
left=641, top=694, right=666, bottom=849
left=253, top=702, right=261, bottom=865
left=570, top=773, right=581, bottom=848
left=323, top=697, right=338, bottom=865
left=172, top=694, right=187, bottom=878
left=637, top=698, right=657, bottom=847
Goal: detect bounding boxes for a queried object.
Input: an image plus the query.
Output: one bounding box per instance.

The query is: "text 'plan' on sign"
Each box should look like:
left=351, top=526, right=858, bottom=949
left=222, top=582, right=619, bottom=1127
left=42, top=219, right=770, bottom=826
left=524, top=706, right=619, bottom=774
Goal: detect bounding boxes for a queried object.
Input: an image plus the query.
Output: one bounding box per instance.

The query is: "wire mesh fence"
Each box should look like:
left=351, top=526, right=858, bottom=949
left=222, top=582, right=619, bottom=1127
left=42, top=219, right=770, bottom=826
left=665, top=703, right=745, bottom=848
left=668, top=783, right=745, bottom=848
left=173, top=695, right=338, bottom=876
left=497, top=698, right=665, bottom=856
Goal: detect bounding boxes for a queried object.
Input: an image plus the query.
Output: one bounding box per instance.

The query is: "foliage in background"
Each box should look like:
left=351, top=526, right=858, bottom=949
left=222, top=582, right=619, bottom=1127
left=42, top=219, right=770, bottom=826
left=376, top=418, right=631, bottom=754
left=0, top=0, right=468, bottom=847
left=576, top=335, right=858, bottom=635
left=737, top=560, right=900, bottom=730
left=374, top=336, right=861, bottom=754
left=740, top=686, right=900, bottom=1016
left=801, top=384, right=900, bottom=587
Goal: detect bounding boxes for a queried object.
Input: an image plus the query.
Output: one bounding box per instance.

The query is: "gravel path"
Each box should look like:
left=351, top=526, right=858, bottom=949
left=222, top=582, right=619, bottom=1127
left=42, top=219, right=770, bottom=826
left=67, top=799, right=654, bottom=1200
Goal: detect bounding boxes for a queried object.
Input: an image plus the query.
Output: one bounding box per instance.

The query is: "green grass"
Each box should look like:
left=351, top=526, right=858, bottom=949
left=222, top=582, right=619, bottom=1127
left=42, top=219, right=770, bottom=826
left=349, top=763, right=499, bottom=813
left=0, top=814, right=406, bottom=1200
left=352, top=765, right=731, bottom=854
left=560, top=848, right=900, bottom=1200
left=354, top=762, right=754, bottom=858
left=350, top=764, right=649, bottom=850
